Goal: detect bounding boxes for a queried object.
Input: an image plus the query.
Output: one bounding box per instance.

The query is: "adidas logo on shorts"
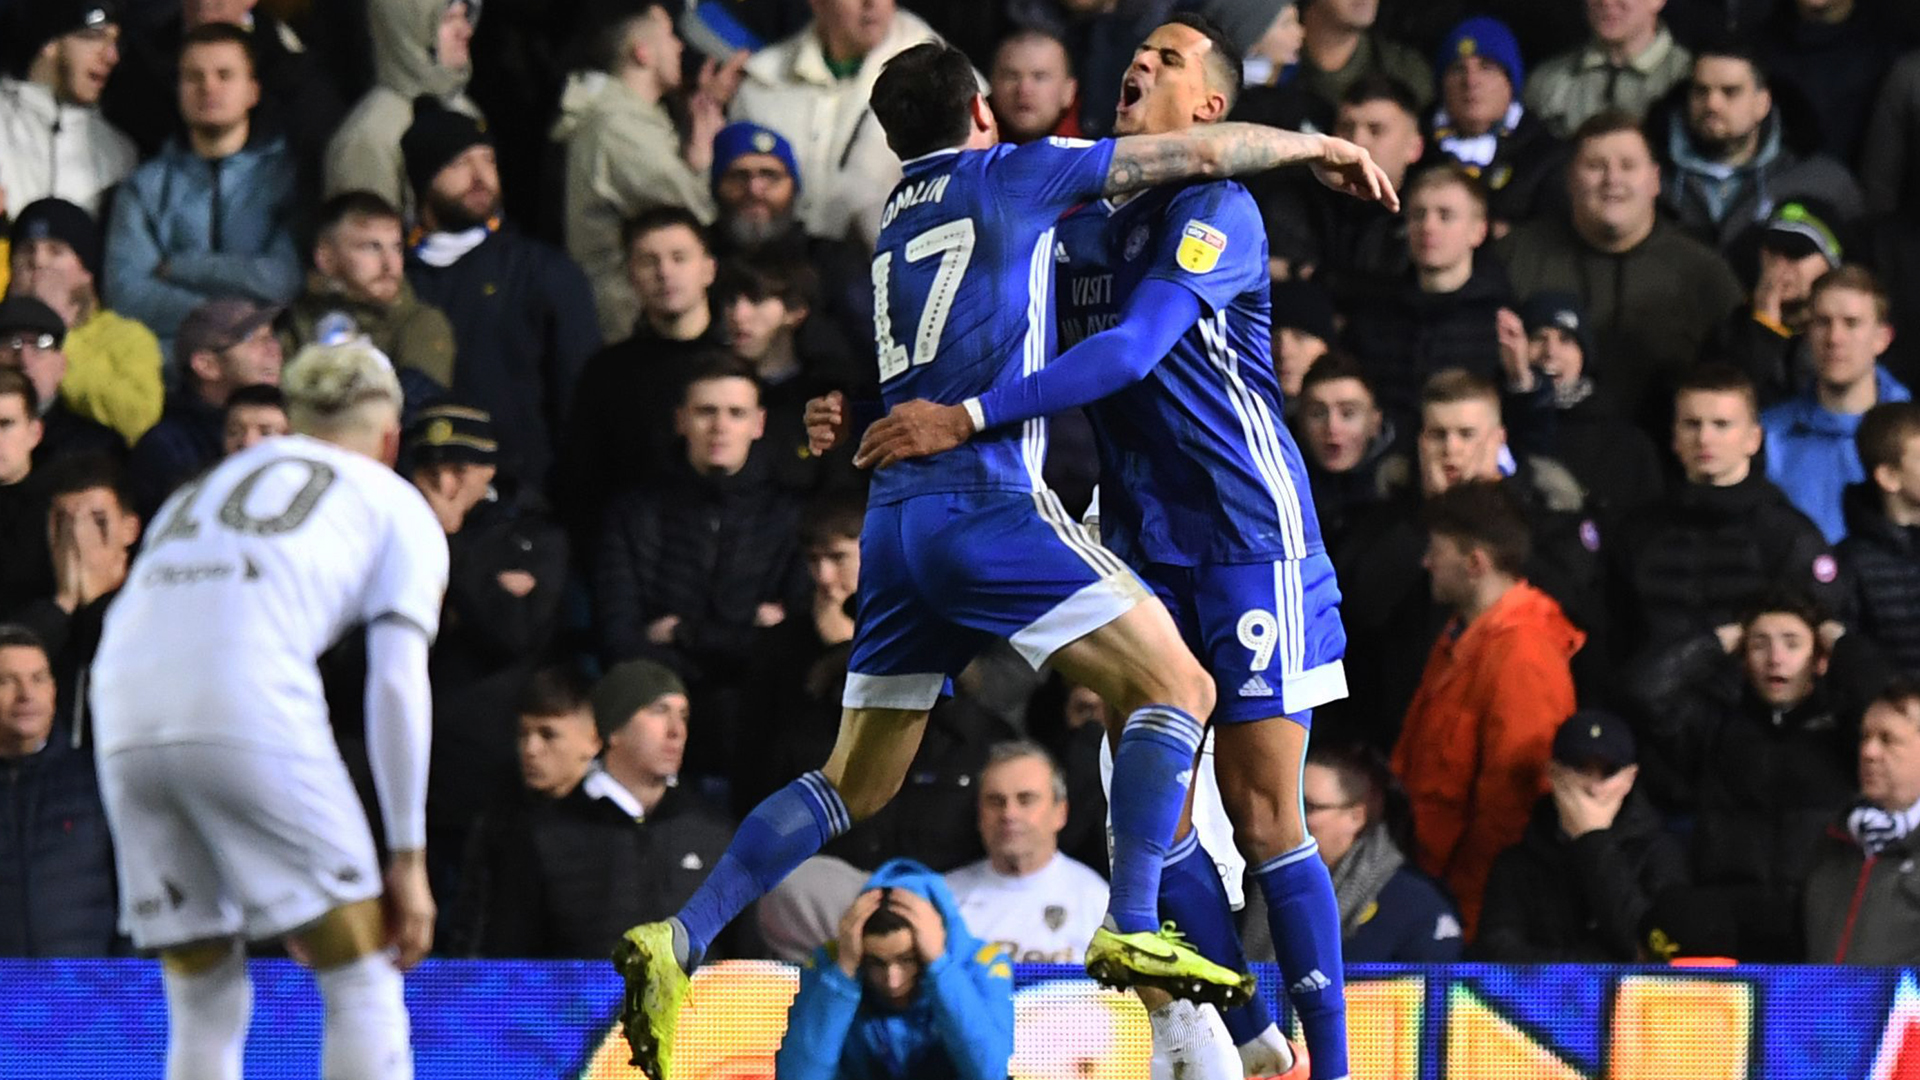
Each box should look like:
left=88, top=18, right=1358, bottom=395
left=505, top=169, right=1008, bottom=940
left=1291, top=969, right=1333, bottom=995
left=1239, top=675, right=1275, bottom=698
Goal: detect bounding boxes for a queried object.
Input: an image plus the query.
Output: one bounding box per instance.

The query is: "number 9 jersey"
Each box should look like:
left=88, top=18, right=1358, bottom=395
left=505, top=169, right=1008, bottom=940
left=866, top=136, right=1117, bottom=509
left=91, top=434, right=450, bottom=760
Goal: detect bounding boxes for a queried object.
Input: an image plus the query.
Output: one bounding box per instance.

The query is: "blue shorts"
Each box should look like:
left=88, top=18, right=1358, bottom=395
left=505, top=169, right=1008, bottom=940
left=845, top=491, right=1150, bottom=710
left=1142, top=553, right=1348, bottom=726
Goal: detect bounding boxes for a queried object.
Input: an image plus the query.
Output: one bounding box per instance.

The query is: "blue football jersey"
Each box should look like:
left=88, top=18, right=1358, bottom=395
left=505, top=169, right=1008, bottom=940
left=866, top=138, right=1116, bottom=507
left=1060, top=180, right=1326, bottom=566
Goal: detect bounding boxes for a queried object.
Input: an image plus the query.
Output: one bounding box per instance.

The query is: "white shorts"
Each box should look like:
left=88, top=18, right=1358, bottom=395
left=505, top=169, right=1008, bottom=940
left=99, top=742, right=382, bottom=950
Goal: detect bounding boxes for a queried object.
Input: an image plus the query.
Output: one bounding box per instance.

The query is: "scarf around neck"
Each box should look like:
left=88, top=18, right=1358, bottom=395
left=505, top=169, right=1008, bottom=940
left=1330, top=823, right=1404, bottom=934
left=1849, top=795, right=1920, bottom=857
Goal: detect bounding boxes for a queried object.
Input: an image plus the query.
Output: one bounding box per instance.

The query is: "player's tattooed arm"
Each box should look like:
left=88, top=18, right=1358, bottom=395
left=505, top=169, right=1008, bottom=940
left=1102, top=125, right=1400, bottom=210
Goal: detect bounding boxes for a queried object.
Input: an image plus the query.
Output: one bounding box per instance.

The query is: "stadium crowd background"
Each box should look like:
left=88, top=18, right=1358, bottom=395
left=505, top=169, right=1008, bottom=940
left=4, top=0, right=1920, bottom=995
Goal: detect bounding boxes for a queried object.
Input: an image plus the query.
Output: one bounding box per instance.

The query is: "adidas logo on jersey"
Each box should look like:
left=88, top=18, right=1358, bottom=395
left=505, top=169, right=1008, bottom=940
left=1291, top=970, right=1332, bottom=995
left=1239, top=675, right=1274, bottom=698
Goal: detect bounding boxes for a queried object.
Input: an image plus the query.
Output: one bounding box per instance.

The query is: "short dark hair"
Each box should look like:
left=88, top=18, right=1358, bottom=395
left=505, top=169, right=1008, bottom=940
left=872, top=42, right=979, bottom=161
left=1858, top=401, right=1920, bottom=476
left=518, top=665, right=595, bottom=719
left=1340, top=73, right=1421, bottom=120
left=1570, top=108, right=1651, bottom=156
left=623, top=205, right=711, bottom=257
left=1692, top=40, right=1770, bottom=90
left=1423, top=479, right=1530, bottom=577
left=1404, top=163, right=1490, bottom=217
left=43, top=453, right=134, bottom=514
left=1421, top=367, right=1501, bottom=413
left=1298, top=351, right=1374, bottom=398
left=861, top=898, right=914, bottom=939
left=316, top=190, right=402, bottom=241
left=1167, top=12, right=1243, bottom=114
left=800, top=493, right=866, bottom=548
left=1674, top=362, right=1760, bottom=421
left=0, top=624, right=47, bottom=656
left=589, top=3, right=670, bottom=74
left=0, top=367, right=39, bottom=416
left=181, top=21, right=257, bottom=76
left=1810, top=263, right=1892, bottom=325
left=1870, top=677, right=1920, bottom=727
left=713, top=252, right=819, bottom=314
left=680, top=353, right=763, bottom=407
left=1739, top=588, right=1829, bottom=652
left=223, top=383, right=286, bottom=416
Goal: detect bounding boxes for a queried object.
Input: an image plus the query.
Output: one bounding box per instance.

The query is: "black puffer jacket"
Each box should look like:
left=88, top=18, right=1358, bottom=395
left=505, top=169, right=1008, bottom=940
left=1627, top=629, right=1888, bottom=959
left=0, top=741, right=121, bottom=956
left=1472, top=790, right=1688, bottom=961
left=454, top=780, right=736, bottom=959
left=1342, top=264, right=1513, bottom=435
left=0, top=473, right=53, bottom=622
left=595, top=453, right=806, bottom=675
left=1611, top=471, right=1846, bottom=654
left=1839, top=482, right=1920, bottom=678
left=427, top=481, right=570, bottom=840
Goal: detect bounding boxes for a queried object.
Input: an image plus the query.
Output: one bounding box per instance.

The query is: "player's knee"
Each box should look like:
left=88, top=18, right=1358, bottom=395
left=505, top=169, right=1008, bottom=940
left=1230, top=795, right=1308, bottom=865
left=837, top=775, right=904, bottom=822
left=288, top=899, right=386, bottom=970
left=1115, top=653, right=1215, bottom=722
left=162, top=938, right=244, bottom=977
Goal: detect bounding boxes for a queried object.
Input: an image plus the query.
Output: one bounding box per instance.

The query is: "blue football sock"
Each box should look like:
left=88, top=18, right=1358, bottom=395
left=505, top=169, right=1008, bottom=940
left=676, top=770, right=849, bottom=964
left=1255, top=839, right=1348, bottom=1080
left=1158, top=828, right=1273, bottom=1046
left=1107, top=705, right=1204, bottom=934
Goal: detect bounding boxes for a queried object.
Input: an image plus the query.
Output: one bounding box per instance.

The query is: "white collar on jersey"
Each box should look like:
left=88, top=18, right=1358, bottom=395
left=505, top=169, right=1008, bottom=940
left=899, top=147, right=963, bottom=168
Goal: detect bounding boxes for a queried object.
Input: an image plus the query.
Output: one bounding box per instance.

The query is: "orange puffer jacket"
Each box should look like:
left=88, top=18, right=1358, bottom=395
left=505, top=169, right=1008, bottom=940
left=1392, top=581, right=1586, bottom=937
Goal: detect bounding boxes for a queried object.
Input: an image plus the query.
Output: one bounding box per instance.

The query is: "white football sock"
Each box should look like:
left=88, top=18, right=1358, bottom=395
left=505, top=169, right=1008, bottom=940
left=1148, top=999, right=1243, bottom=1080
left=316, top=952, right=412, bottom=1080
left=163, top=943, right=252, bottom=1080
left=1238, top=1021, right=1299, bottom=1076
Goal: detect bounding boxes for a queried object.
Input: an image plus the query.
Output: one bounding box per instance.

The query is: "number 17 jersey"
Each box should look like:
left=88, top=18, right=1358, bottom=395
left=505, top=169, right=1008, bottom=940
left=91, top=434, right=449, bottom=761
left=866, top=137, right=1116, bottom=508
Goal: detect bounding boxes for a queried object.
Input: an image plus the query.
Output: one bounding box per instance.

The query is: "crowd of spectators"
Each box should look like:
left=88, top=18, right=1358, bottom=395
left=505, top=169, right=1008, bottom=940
left=4, top=0, right=1920, bottom=1021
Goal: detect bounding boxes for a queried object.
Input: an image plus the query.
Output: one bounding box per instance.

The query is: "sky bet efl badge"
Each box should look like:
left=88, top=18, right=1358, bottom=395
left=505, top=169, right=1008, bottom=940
left=1177, top=220, right=1227, bottom=273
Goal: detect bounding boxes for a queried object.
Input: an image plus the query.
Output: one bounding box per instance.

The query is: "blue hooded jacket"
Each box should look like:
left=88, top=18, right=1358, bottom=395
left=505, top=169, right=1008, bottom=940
left=1762, top=365, right=1912, bottom=543
left=775, top=858, right=1015, bottom=1080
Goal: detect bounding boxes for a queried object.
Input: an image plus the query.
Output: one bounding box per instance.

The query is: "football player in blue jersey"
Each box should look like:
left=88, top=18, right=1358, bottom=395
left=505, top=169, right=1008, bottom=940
left=610, top=39, right=1395, bottom=1080
left=856, top=17, right=1386, bottom=1080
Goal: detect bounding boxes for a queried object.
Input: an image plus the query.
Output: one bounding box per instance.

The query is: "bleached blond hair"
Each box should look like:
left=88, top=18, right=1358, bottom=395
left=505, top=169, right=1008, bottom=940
left=281, top=340, right=404, bottom=436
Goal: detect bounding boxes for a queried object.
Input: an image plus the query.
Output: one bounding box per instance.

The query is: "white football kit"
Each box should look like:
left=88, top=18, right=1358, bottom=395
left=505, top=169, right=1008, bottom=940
left=946, top=853, right=1110, bottom=963
left=91, top=435, right=448, bottom=949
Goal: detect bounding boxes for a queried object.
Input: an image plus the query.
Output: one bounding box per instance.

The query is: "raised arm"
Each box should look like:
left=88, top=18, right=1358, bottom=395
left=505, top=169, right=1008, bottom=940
left=1104, top=125, right=1399, bottom=209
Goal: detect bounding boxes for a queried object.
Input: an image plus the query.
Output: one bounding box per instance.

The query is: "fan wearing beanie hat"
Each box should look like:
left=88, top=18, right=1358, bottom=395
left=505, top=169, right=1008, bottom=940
left=8, top=197, right=165, bottom=445
left=0, top=0, right=136, bottom=218
left=1428, top=16, right=1568, bottom=234
left=402, top=94, right=497, bottom=219
left=591, top=659, right=693, bottom=815
left=1514, top=290, right=1665, bottom=518
left=400, top=94, right=602, bottom=491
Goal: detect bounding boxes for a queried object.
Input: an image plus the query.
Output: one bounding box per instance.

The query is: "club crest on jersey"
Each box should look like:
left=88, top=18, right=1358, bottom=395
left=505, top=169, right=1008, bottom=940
left=1124, top=224, right=1150, bottom=262
left=1176, top=220, right=1227, bottom=273
left=1044, top=905, right=1066, bottom=930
